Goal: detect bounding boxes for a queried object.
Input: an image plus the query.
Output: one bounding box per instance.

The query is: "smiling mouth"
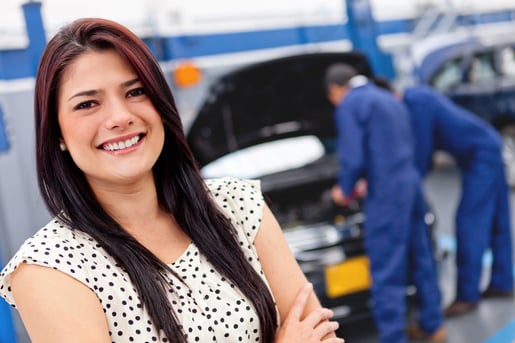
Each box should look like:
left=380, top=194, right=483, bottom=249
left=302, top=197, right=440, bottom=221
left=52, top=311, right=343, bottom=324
left=100, top=134, right=144, bottom=151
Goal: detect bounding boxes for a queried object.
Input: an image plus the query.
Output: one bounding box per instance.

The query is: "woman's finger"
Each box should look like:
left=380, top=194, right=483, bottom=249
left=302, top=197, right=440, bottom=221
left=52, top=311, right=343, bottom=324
left=302, top=307, right=334, bottom=329
left=313, top=320, right=340, bottom=340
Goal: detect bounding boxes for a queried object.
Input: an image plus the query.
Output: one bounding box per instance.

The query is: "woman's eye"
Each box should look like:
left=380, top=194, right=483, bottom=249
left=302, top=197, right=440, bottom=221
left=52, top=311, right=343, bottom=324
left=74, top=101, right=95, bottom=110
left=127, top=87, right=145, bottom=97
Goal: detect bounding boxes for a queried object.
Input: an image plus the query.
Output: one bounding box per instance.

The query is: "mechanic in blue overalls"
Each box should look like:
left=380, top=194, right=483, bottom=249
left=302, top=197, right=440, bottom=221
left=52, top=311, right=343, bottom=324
left=325, top=64, right=445, bottom=343
left=402, top=85, right=514, bottom=317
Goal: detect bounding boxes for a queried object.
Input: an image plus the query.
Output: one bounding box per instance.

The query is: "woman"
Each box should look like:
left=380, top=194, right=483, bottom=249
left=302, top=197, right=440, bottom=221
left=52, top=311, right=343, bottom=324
left=0, top=18, right=342, bottom=343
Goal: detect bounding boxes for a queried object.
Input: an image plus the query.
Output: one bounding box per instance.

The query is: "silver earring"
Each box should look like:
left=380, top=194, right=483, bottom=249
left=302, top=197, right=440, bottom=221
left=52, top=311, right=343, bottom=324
left=59, top=142, right=67, bottom=151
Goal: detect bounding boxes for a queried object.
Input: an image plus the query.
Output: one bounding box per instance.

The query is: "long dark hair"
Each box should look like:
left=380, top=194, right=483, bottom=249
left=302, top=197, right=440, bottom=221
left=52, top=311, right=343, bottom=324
left=34, top=18, right=277, bottom=342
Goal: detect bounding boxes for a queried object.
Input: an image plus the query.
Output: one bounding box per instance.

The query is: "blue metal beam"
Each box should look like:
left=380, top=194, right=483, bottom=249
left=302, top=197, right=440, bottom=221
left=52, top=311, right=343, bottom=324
left=0, top=105, right=9, bottom=152
left=345, top=0, right=395, bottom=79
left=22, top=1, right=46, bottom=75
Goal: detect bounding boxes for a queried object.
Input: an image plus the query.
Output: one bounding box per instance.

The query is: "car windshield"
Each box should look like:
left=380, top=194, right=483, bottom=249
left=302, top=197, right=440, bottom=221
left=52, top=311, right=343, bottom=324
left=201, top=135, right=325, bottom=179
left=467, top=51, right=496, bottom=84
left=500, top=46, right=515, bottom=78
left=431, top=57, right=463, bottom=92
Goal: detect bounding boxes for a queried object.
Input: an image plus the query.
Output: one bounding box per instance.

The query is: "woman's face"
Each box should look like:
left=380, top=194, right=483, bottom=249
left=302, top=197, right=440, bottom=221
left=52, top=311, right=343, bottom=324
left=57, top=49, right=165, bottom=190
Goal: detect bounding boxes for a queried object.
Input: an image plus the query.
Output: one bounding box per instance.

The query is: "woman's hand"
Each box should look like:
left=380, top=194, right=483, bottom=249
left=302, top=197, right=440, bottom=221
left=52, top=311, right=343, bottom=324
left=275, top=283, right=345, bottom=343
left=254, top=204, right=344, bottom=342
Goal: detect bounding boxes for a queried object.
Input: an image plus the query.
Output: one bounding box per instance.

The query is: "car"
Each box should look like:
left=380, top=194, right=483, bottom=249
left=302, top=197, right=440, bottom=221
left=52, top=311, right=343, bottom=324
left=413, top=34, right=515, bottom=185
left=186, top=51, right=436, bottom=323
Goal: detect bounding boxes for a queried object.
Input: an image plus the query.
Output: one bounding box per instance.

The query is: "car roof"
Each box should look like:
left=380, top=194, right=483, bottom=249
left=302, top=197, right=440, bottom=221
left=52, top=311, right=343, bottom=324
left=413, top=33, right=515, bottom=84
left=415, top=38, right=481, bottom=84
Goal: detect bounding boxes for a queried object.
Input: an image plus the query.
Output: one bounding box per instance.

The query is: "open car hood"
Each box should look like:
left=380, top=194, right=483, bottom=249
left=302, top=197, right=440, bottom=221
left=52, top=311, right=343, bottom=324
left=186, top=51, right=373, bottom=166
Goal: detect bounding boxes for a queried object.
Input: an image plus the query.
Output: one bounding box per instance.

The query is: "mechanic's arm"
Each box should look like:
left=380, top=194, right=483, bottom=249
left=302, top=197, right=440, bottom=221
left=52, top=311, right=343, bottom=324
left=10, top=264, right=111, bottom=343
left=255, top=203, right=344, bottom=343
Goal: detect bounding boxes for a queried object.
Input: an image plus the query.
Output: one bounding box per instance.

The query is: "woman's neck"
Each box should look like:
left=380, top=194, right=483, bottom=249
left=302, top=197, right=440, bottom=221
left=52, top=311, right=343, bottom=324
left=91, top=174, right=163, bottom=231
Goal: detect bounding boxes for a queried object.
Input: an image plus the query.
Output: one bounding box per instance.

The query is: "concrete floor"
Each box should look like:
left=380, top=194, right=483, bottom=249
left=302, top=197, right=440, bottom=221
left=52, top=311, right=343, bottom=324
left=339, top=166, right=515, bottom=342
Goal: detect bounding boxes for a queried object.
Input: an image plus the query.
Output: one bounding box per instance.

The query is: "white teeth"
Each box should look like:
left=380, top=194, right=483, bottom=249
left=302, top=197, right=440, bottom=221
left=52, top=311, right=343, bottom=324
left=103, top=136, right=140, bottom=151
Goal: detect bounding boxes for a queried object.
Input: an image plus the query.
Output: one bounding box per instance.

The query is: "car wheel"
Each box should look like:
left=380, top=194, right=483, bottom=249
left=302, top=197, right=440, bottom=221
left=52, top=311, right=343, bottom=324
left=501, top=127, right=515, bottom=188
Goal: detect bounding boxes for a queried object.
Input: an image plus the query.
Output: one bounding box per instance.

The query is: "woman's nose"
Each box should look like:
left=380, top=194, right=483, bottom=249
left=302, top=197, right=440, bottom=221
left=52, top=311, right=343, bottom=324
left=104, top=99, right=134, bottom=129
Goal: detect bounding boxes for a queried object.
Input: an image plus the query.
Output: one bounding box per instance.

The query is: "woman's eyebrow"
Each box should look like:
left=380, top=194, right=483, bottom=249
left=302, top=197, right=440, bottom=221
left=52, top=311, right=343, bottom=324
left=67, top=78, right=140, bottom=101
left=122, top=78, right=140, bottom=88
left=68, top=89, right=99, bottom=101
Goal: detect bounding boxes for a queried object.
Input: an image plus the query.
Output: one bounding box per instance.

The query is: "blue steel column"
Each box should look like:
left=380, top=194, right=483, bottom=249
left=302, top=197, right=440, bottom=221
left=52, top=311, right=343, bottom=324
left=345, top=0, right=395, bottom=79
left=22, top=1, right=47, bottom=75
left=0, top=106, right=9, bottom=152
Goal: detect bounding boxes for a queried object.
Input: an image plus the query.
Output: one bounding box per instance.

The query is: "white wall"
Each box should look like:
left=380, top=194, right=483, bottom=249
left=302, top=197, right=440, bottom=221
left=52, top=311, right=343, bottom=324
left=152, top=0, right=345, bottom=35
left=0, top=89, right=50, bottom=262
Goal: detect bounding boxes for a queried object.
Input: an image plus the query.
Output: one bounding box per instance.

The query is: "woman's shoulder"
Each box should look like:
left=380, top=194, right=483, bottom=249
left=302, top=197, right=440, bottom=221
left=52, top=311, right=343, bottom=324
left=204, top=177, right=265, bottom=242
left=0, top=217, right=103, bottom=307
left=205, top=176, right=261, bottom=193
left=205, top=177, right=264, bottom=213
left=15, top=217, right=98, bottom=258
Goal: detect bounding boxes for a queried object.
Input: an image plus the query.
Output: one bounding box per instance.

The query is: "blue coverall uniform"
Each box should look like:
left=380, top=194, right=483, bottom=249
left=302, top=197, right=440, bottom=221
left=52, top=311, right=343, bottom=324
left=335, top=81, right=443, bottom=343
left=403, top=85, right=514, bottom=302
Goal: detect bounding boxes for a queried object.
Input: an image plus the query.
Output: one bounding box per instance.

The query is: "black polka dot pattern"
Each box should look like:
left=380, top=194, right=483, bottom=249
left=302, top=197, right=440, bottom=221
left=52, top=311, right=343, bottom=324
left=0, top=177, right=277, bottom=342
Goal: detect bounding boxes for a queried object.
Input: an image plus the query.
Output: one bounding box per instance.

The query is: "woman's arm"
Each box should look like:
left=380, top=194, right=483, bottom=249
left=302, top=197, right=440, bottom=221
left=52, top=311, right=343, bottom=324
left=254, top=203, right=344, bottom=342
left=11, top=263, right=111, bottom=343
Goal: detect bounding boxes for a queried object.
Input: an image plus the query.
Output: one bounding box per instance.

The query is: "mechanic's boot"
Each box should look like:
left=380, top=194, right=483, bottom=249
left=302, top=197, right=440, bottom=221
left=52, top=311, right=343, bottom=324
left=481, top=288, right=514, bottom=299
left=407, top=325, right=447, bottom=342
left=444, top=301, right=478, bottom=317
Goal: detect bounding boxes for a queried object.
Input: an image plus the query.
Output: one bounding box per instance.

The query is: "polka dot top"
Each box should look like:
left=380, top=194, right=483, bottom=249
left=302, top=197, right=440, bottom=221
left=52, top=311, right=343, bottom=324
left=0, top=177, right=277, bottom=342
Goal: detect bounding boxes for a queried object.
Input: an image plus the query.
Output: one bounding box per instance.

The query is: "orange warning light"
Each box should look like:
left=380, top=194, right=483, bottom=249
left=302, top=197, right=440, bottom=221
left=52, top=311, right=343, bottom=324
left=173, top=61, right=202, bottom=88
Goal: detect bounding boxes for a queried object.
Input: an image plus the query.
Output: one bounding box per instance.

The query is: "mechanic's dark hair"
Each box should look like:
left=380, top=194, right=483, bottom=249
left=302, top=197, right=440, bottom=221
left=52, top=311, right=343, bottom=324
left=34, top=17, right=277, bottom=343
left=324, top=63, right=358, bottom=88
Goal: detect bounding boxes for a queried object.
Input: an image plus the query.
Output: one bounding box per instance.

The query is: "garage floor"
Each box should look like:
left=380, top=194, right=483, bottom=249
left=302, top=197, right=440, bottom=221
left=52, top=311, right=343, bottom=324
left=339, top=166, right=515, bottom=342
